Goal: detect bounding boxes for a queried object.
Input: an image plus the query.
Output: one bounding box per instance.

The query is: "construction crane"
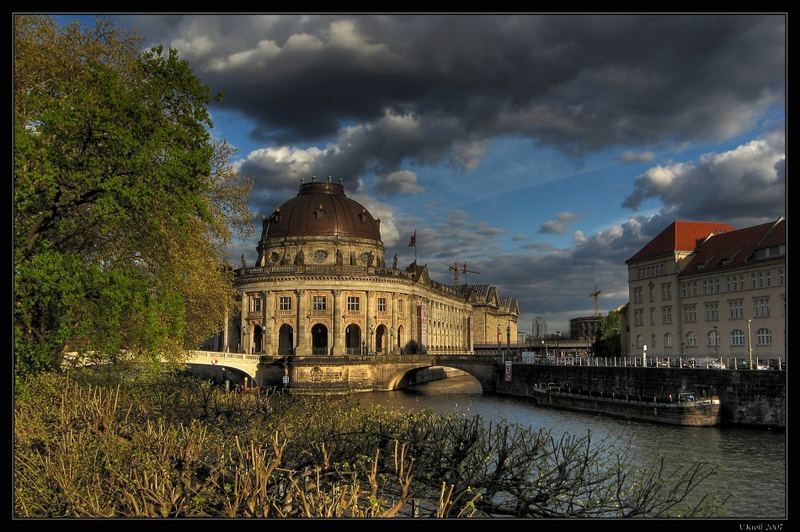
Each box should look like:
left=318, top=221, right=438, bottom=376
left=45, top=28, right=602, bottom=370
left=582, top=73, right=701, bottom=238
left=461, top=262, right=479, bottom=284
left=449, top=262, right=480, bottom=285
left=589, top=285, right=602, bottom=316
left=449, top=262, right=461, bottom=285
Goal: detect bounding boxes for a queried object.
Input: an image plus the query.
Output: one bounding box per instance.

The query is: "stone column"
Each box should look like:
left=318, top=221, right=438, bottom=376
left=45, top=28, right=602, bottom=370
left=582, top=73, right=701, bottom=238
left=295, top=289, right=306, bottom=356
left=365, top=290, right=372, bottom=355
left=410, top=297, right=417, bottom=343
left=391, top=294, right=398, bottom=354
left=332, top=290, right=343, bottom=356
left=262, top=290, right=271, bottom=355
left=240, top=294, right=249, bottom=354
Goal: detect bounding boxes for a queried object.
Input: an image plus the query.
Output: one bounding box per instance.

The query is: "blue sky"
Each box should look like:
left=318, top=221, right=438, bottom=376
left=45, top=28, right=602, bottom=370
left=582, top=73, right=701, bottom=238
left=51, top=14, right=786, bottom=334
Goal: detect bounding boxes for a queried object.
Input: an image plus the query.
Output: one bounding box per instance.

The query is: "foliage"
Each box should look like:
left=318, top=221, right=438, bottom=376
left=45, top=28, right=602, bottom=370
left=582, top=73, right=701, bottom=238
left=14, top=16, right=252, bottom=379
left=14, top=370, right=725, bottom=518
left=593, top=311, right=622, bottom=358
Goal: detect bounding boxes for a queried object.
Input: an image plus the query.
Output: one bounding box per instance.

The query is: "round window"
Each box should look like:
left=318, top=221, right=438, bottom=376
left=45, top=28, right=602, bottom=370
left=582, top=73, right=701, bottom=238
left=314, top=250, right=328, bottom=262
left=270, top=252, right=280, bottom=263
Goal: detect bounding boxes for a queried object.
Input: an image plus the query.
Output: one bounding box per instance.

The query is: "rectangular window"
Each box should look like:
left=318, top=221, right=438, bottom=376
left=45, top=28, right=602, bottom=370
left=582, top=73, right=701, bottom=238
left=347, top=296, right=360, bottom=312
left=751, top=272, right=757, bottom=289
left=766, top=271, right=771, bottom=287
left=662, top=306, right=672, bottom=325
left=681, top=282, right=688, bottom=298
left=251, top=297, right=262, bottom=313
left=754, top=298, right=770, bottom=318
left=664, top=334, right=672, bottom=348
left=279, top=296, right=292, bottom=311
left=398, top=299, right=404, bottom=314
left=726, top=276, right=734, bottom=293
left=378, top=297, right=387, bottom=312
left=691, top=281, right=698, bottom=297
left=650, top=308, right=656, bottom=326
left=737, top=274, right=745, bottom=291
left=714, top=278, right=720, bottom=294
left=703, top=280, right=710, bottom=295
left=704, top=302, right=719, bottom=321
left=634, top=309, right=644, bottom=327
left=728, top=300, right=743, bottom=320
left=683, top=304, right=696, bottom=323
left=312, top=296, right=326, bottom=312
left=649, top=284, right=654, bottom=303
left=779, top=269, right=784, bottom=286
left=661, top=283, right=672, bottom=301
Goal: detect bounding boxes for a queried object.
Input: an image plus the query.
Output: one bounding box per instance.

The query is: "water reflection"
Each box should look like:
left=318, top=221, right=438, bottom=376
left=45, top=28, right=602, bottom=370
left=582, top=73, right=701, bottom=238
left=351, top=375, right=786, bottom=518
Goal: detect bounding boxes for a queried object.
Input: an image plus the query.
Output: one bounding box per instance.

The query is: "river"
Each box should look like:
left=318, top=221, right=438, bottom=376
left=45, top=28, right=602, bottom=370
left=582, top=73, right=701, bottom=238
left=348, top=375, right=786, bottom=519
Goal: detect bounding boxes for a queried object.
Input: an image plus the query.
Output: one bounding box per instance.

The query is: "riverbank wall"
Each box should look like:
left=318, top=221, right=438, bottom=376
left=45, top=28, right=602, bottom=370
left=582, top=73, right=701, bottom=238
left=493, top=364, right=785, bottom=428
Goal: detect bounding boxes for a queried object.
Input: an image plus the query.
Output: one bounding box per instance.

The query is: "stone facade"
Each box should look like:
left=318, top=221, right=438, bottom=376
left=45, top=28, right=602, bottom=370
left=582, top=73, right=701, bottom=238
left=626, top=218, right=785, bottom=364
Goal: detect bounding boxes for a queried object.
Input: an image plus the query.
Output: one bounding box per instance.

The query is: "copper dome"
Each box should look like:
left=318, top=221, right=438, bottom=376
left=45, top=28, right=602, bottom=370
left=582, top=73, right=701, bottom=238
left=263, top=181, right=382, bottom=242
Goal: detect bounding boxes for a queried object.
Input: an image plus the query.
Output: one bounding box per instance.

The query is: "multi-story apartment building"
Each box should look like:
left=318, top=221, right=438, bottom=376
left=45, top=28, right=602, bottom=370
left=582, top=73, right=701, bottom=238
left=625, top=218, right=785, bottom=363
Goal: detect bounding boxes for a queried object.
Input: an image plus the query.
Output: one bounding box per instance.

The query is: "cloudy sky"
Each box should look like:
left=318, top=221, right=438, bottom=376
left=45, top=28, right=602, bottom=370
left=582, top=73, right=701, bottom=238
left=57, top=14, right=786, bottom=335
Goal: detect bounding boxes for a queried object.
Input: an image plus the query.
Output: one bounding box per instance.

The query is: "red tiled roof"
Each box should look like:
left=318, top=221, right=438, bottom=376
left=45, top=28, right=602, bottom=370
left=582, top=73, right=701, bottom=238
left=757, top=218, right=786, bottom=249
left=626, top=221, right=736, bottom=263
left=679, top=218, right=785, bottom=276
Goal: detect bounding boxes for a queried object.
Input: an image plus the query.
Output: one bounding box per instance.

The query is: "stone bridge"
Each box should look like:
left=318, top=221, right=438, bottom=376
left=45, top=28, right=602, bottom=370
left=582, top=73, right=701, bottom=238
left=184, top=350, right=502, bottom=393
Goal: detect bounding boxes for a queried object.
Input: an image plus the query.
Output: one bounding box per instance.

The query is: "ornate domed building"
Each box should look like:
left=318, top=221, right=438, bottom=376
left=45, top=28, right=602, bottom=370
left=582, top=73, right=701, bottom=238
left=219, top=179, right=518, bottom=358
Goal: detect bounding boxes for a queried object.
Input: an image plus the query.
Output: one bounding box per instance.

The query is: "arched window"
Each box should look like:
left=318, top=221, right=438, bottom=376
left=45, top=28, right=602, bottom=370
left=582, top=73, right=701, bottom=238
left=730, top=329, right=745, bottom=346
left=686, top=331, right=696, bottom=347
left=664, top=333, right=672, bottom=348
left=707, top=330, right=719, bottom=346
left=636, top=335, right=643, bottom=348
left=756, top=328, right=772, bottom=346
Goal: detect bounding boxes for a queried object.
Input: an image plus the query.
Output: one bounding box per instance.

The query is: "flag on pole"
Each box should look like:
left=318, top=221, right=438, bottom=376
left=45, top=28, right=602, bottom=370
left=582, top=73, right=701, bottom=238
left=408, top=229, right=416, bottom=247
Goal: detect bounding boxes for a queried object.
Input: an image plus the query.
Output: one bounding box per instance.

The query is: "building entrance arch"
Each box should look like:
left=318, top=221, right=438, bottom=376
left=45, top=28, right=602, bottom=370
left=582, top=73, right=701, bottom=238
left=312, top=323, right=328, bottom=355
left=279, top=324, right=294, bottom=356
left=346, top=324, right=362, bottom=355
left=376, top=324, right=387, bottom=355
left=397, top=325, right=404, bottom=352
left=253, top=325, right=263, bottom=354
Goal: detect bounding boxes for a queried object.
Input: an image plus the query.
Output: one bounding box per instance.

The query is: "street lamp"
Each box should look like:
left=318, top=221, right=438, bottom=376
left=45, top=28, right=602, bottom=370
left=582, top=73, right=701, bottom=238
left=369, top=324, right=375, bottom=355
left=506, top=323, right=511, bottom=357
left=556, top=331, right=560, bottom=359
left=497, top=324, right=501, bottom=358
left=747, top=319, right=753, bottom=370
left=713, top=325, right=719, bottom=366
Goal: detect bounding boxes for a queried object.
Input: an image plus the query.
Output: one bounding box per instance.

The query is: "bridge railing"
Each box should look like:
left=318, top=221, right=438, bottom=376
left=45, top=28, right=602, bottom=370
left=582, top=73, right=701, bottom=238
left=187, top=350, right=261, bottom=362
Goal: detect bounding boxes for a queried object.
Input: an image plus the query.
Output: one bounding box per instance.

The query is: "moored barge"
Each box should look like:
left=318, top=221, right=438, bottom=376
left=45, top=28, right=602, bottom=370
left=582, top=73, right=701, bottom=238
left=532, top=384, right=721, bottom=427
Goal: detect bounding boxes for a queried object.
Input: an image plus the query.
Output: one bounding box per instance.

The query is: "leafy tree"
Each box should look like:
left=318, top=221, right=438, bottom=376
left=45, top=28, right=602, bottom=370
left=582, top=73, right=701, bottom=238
left=14, top=16, right=251, bottom=380
left=592, top=311, right=622, bottom=358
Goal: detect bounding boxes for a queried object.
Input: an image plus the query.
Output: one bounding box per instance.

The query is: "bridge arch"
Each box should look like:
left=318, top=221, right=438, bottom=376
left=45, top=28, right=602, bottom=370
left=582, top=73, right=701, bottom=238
left=185, top=362, right=256, bottom=386
left=383, top=364, right=485, bottom=392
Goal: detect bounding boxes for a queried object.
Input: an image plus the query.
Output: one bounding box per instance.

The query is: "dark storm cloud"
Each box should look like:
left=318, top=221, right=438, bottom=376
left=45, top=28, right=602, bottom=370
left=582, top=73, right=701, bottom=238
left=137, top=14, right=783, bottom=152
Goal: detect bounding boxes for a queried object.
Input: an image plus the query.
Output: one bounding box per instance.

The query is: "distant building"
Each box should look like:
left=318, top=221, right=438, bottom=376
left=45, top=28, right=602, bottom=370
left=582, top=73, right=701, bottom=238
left=569, top=316, right=602, bottom=341
left=626, top=217, right=785, bottom=363
left=533, top=316, right=548, bottom=338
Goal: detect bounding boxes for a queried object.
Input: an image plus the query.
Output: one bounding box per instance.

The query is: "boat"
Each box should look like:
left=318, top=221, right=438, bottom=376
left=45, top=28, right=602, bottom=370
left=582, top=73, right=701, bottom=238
left=532, top=383, right=721, bottom=427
